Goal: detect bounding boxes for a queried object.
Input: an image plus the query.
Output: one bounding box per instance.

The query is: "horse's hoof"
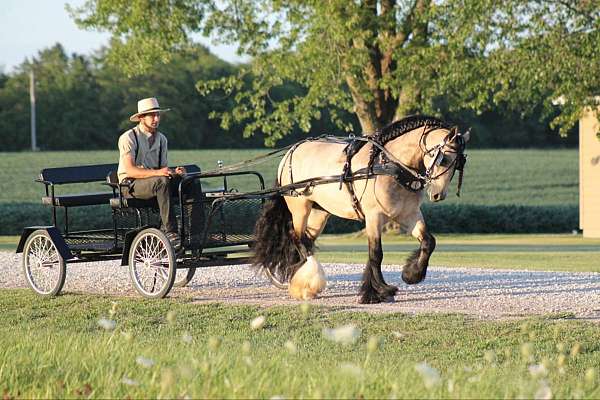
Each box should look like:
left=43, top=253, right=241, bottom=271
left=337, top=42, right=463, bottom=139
left=359, top=291, right=382, bottom=304
left=402, top=270, right=426, bottom=285
left=385, top=285, right=399, bottom=296
left=383, top=295, right=396, bottom=303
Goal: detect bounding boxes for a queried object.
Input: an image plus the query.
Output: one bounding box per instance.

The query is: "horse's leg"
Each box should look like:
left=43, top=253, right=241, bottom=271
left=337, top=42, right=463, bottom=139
left=359, top=213, right=398, bottom=304
left=401, top=213, right=436, bottom=285
left=285, top=197, right=327, bottom=300
left=285, top=196, right=313, bottom=256
left=305, top=206, right=330, bottom=241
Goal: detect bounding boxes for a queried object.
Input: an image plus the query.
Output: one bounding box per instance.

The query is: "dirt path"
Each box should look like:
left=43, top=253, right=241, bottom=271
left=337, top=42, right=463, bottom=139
left=3, top=252, right=599, bottom=321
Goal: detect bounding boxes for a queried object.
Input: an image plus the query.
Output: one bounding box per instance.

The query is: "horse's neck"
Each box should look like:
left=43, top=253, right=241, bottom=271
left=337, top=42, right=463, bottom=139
left=384, top=129, right=426, bottom=169
left=385, top=128, right=449, bottom=169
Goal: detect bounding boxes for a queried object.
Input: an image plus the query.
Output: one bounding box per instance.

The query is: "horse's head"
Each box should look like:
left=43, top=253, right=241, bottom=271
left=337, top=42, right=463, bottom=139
left=422, top=127, right=470, bottom=202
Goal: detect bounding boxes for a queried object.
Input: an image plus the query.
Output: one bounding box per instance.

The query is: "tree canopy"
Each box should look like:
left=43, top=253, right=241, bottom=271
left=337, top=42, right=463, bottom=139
left=69, top=0, right=600, bottom=144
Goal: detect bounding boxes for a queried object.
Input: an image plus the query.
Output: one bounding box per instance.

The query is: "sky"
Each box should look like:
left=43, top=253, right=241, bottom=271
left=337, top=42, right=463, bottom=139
left=0, top=0, right=242, bottom=73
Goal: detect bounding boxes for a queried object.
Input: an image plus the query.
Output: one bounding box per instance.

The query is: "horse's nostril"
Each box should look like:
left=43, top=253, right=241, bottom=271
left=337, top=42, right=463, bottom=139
left=433, top=193, right=440, bottom=201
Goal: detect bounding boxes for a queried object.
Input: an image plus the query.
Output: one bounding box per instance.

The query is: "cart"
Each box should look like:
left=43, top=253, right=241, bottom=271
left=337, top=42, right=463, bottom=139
left=16, top=163, right=266, bottom=298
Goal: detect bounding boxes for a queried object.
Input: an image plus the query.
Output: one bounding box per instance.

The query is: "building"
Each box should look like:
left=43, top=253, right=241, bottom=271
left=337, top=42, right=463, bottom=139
left=579, top=107, right=600, bottom=238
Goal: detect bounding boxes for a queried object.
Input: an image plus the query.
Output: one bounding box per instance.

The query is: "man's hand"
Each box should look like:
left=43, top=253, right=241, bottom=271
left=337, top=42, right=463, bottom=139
left=175, top=166, right=186, bottom=175
left=155, top=167, right=171, bottom=177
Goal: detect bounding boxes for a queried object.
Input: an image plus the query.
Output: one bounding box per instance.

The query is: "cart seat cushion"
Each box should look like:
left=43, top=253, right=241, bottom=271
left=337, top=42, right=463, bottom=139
left=42, top=192, right=115, bottom=207
left=110, top=197, right=159, bottom=209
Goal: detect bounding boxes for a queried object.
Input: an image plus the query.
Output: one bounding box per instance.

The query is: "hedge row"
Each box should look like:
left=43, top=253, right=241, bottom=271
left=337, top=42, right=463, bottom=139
left=1, top=202, right=578, bottom=236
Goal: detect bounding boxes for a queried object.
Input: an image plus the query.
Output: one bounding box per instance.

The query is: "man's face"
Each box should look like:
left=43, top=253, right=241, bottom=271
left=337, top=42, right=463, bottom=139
left=140, top=112, right=160, bottom=132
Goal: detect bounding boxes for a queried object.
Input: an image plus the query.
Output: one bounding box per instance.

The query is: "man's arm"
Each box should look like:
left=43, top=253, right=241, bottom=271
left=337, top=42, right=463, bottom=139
left=122, top=154, right=171, bottom=178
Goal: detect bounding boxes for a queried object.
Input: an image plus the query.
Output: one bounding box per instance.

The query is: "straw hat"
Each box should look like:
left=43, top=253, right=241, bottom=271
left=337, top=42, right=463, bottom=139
left=129, top=97, right=171, bottom=122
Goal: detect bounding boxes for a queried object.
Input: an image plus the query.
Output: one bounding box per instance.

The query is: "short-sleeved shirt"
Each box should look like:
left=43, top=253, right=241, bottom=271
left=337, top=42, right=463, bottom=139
left=117, top=127, right=168, bottom=183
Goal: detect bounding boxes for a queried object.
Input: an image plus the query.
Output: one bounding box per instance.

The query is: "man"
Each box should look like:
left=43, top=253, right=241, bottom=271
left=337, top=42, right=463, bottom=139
left=117, top=97, right=185, bottom=247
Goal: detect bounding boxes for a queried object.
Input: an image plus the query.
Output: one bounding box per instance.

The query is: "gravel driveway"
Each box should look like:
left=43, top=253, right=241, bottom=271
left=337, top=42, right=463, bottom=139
left=3, top=251, right=600, bottom=321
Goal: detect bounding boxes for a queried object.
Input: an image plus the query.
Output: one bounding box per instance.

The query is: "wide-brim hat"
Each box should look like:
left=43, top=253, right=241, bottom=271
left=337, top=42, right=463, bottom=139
left=130, top=97, right=171, bottom=122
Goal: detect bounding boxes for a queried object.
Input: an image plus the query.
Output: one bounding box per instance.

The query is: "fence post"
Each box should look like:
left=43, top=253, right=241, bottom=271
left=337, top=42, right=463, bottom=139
left=30, top=69, right=38, bottom=152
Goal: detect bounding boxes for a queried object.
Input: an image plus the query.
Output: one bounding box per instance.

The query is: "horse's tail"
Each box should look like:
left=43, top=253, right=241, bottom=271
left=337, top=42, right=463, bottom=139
left=252, top=194, right=302, bottom=282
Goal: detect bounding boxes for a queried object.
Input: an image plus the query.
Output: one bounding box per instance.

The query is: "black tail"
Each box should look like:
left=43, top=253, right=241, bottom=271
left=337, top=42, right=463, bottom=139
left=252, top=195, right=303, bottom=282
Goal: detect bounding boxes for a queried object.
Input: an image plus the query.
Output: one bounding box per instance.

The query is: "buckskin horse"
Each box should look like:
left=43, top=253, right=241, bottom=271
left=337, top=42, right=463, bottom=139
left=252, top=115, right=470, bottom=304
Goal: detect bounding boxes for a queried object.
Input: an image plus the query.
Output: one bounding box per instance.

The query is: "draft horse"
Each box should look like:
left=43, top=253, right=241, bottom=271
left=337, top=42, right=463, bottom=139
left=253, top=115, right=470, bottom=304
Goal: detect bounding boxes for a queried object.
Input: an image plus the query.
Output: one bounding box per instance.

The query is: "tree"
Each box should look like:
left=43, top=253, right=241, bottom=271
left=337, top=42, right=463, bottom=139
left=69, top=1, right=600, bottom=144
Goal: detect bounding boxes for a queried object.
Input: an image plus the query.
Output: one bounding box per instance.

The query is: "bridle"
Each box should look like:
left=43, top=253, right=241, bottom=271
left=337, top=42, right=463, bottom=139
left=418, top=126, right=468, bottom=195
left=366, top=123, right=468, bottom=195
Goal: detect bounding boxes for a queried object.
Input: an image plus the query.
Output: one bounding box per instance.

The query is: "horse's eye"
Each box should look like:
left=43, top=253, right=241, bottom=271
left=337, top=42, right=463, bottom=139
left=439, top=155, right=453, bottom=167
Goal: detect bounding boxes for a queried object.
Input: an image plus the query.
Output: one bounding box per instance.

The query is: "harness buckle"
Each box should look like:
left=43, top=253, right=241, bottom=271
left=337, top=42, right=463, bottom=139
left=339, top=161, right=351, bottom=190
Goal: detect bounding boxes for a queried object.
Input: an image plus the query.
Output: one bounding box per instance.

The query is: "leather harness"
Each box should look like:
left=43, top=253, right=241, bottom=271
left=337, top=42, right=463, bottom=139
left=284, top=118, right=467, bottom=221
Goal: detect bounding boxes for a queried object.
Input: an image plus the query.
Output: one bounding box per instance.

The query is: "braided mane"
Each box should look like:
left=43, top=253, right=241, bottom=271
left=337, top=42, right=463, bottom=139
left=374, top=115, right=453, bottom=144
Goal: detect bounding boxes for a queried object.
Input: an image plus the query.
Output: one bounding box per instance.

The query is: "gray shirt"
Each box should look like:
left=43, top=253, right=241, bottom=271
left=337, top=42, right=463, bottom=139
left=117, top=127, right=168, bottom=182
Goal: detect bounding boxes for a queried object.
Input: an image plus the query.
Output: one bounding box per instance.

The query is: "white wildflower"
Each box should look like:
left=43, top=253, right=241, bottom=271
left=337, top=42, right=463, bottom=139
left=521, top=342, right=534, bottom=361
left=447, top=379, right=455, bottom=394
left=391, top=331, right=406, bottom=340
left=121, top=331, right=133, bottom=342
left=338, top=362, right=363, bottom=378
left=97, top=318, right=116, bottom=331
left=585, top=367, right=596, bottom=385
left=322, top=324, right=361, bottom=345
left=136, top=356, right=155, bottom=368
left=284, top=340, right=297, bottom=355
left=570, top=343, right=582, bottom=357
left=367, top=336, right=381, bottom=354
left=415, top=362, right=441, bottom=389
left=166, top=310, right=176, bottom=324
left=251, top=315, right=266, bottom=330
left=534, top=380, right=552, bottom=400
left=483, top=350, right=496, bottom=364
left=208, top=336, right=221, bottom=351
left=181, top=332, right=193, bottom=344
left=529, top=364, right=548, bottom=378
left=121, top=376, right=139, bottom=386
left=109, top=302, right=118, bottom=317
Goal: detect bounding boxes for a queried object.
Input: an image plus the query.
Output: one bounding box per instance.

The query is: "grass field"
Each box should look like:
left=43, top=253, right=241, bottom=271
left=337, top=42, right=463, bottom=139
left=1, top=149, right=592, bottom=398
left=317, top=233, right=600, bottom=272
left=1, top=289, right=599, bottom=398
left=0, top=148, right=578, bottom=206
left=3, top=233, right=599, bottom=272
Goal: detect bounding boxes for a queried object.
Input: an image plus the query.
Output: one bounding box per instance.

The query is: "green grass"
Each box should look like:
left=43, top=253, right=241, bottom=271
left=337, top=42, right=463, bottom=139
left=1, top=289, right=599, bottom=398
left=0, top=236, right=18, bottom=251
left=0, top=149, right=578, bottom=206
left=317, top=234, right=600, bottom=272
left=3, top=233, right=599, bottom=272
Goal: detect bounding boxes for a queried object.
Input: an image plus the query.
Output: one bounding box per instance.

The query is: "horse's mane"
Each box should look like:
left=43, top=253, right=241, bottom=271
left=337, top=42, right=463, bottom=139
left=375, top=115, right=453, bottom=144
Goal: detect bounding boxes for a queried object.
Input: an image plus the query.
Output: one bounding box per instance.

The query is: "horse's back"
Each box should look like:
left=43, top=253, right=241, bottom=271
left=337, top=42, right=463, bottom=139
left=278, top=140, right=376, bottom=220
left=278, top=141, right=349, bottom=185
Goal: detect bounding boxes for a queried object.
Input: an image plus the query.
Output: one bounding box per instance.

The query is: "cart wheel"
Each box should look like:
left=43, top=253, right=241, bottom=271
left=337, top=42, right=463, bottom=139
left=128, top=228, right=176, bottom=298
left=173, top=267, right=196, bottom=287
left=262, top=267, right=288, bottom=290
left=22, top=229, right=66, bottom=296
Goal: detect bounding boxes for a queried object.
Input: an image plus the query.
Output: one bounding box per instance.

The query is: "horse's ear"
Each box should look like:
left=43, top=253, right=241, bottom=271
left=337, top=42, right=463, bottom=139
left=460, top=129, right=471, bottom=143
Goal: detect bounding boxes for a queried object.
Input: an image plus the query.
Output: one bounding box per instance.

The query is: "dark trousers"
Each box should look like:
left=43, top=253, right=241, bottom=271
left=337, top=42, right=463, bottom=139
left=127, top=176, right=182, bottom=233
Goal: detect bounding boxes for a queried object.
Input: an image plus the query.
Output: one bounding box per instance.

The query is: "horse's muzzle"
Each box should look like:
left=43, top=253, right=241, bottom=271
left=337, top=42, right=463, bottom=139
left=430, top=192, right=446, bottom=202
